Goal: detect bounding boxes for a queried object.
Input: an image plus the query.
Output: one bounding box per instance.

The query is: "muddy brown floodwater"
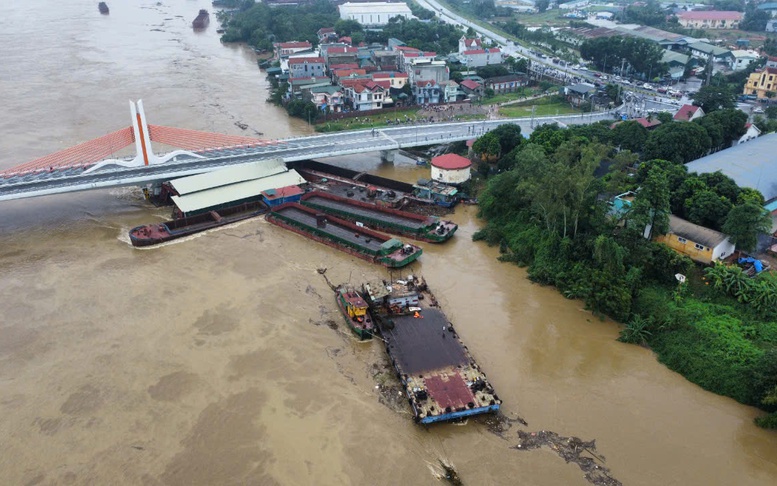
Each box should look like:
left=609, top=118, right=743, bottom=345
left=1, top=1, right=777, bottom=485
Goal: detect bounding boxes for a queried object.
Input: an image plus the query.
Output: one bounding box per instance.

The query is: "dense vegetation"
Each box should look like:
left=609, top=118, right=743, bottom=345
left=220, top=0, right=340, bottom=50
left=580, top=36, right=667, bottom=79
left=472, top=122, right=777, bottom=427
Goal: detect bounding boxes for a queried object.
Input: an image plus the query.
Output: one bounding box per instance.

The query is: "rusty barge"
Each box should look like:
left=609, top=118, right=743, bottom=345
left=364, top=276, right=501, bottom=424
left=300, top=191, right=457, bottom=243
left=266, top=203, right=422, bottom=268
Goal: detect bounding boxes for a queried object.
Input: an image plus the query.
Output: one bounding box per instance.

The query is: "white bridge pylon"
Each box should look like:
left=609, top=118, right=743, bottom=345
left=84, top=100, right=203, bottom=174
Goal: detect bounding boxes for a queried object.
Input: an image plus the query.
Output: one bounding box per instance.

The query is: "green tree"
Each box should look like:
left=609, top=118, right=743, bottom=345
left=630, top=165, right=671, bottom=237
left=693, top=85, right=735, bottom=113
left=535, top=0, right=550, bottom=13
left=722, top=201, right=773, bottom=252
left=472, top=132, right=502, bottom=161
left=612, top=120, right=648, bottom=153
left=741, top=1, right=771, bottom=31
left=644, top=122, right=711, bottom=163
left=686, top=189, right=732, bottom=230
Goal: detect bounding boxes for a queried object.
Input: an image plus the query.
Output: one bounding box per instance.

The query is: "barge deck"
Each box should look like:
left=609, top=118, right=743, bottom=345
left=300, top=191, right=457, bottom=243
left=266, top=203, right=422, bottom=268
left=364, top=277, right=501, bottom=424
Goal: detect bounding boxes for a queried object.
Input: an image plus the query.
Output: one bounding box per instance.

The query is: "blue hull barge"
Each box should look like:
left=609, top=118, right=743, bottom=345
left=364, top=276, right=501, bottom=424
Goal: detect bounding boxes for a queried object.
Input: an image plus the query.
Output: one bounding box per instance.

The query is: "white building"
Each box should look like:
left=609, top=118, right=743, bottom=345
left=730, top=50, right=760, bottom=71
left=737, top=123, right=761, bottom=145
left=430, top=154, right=472, bottom=185
left=459, top=48, right=503, bottom=68
left=338, top=2, right=412, bottom=27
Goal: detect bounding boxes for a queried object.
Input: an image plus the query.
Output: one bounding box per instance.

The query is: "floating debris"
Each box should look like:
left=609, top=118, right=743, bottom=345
left=512, top=430, right=621, bottom=486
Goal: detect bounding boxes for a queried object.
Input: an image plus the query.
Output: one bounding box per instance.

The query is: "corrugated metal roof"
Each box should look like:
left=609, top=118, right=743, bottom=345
left=685, top=133, right=777, bottom=202
left=171, top=169, right=306, bottom=214
left=169, top=159, right=287, bottom=195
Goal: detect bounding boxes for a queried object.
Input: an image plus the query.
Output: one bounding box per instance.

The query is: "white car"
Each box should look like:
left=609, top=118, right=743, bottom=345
left=622, top=80, right=632, bottom=85
left=754, top=107, right=765, bottom=114
left=643, top=83, right=652, bottom=89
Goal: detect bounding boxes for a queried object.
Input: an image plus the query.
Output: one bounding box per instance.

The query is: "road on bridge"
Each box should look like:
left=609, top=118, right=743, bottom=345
left=0, top=112, right=615, bottom=202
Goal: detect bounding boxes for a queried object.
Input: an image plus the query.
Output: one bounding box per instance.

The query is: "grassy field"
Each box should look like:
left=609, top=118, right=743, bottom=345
left=314, top=108, right=486, bottom=133
left=482, top=88, right=543, bottom=105
left=499, top=102, right=580, bottom=118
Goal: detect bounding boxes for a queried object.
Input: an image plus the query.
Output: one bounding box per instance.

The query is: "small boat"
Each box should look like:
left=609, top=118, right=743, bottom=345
left=98, top=2, right=109, bottom=14
left=192, top=9, right=210, bottom=29
left=129, top=201, right=267, bottom=247
left=335, top=287, right=375, bottom=340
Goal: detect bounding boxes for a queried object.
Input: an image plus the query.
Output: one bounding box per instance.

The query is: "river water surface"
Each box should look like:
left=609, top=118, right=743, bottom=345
left=1, top=1, right=777, bottom=485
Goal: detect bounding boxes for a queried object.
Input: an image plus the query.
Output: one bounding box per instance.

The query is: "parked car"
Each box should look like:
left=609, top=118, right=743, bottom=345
left=754, top=107, right=765, bottom=114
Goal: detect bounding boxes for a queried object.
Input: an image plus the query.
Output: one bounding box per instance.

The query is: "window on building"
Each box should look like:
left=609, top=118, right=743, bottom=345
left=694, top=243, right=704, bottom=251
left=678, top=237, right=687, bottom=243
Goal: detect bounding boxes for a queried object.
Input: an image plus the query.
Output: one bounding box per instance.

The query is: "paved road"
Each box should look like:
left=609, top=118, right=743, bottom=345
left=0, top=112, right=615, bottom=201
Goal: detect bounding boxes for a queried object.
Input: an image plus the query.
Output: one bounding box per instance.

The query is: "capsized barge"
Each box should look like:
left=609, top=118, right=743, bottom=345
left=129, top=201, right=268, bottom=247
left=266, top=203, right=422, bottom=268
left=192, top=9, right=209, bottom=28
left=300, top=191, right=457, bottom=243
left=364, top=276, right=501, bottom=424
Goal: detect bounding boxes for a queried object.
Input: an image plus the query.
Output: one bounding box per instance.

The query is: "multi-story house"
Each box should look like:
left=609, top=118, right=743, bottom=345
left=459, top=48, right=503, bottom=68
left=744, top=57, right=777, bottom=99
left=288, top=57, right=327, bottom=79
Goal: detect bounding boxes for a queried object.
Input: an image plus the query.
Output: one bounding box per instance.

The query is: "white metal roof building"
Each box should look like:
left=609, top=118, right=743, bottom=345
left=685, top=133, right=777, bottom=202
left=338, top=2, right=412, bottom=27
left=169, top=159, right=306, bottom=215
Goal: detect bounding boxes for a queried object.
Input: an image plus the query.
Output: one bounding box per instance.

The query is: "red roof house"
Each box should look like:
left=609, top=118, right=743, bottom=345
left=673, top=104, right=705, bottom=121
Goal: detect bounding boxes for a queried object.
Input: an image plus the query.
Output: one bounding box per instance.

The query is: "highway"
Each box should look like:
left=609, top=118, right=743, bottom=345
left=0, top=113, right=614, bottom=201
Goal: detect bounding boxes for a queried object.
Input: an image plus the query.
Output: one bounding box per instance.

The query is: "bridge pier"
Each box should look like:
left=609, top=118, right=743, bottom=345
left=379, top=149, right=397, bottom=164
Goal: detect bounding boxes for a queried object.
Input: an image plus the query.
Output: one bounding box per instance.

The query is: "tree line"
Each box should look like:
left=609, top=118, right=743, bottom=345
left=471, top=120, right=777, bottom=427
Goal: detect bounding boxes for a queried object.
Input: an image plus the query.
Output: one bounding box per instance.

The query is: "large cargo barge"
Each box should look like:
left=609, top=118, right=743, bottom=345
left=300, top=191, right=457, bottom=243
left=129, top=201, right=267, bottom=247
left=266, top=203, right=422, bottom=268
left=364, top=276, right=501, bottom=424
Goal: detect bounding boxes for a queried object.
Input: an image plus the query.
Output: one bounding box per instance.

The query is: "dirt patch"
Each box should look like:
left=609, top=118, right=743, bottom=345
left=511, top=430, right=622, bottom=486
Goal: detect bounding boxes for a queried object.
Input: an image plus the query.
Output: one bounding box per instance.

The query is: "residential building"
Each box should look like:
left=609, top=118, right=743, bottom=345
left=459, top=48, right=503, bottom=68
left=430, top=154, right=472, bottom=185
left=288, top=57, right=326, bottom=79
left=737, top=123, right=761, bottom=145
left=676, top=11, right=743, bottom=30
left=444, top=80, right=460, bottom=103
left=371, top=71, right=408, bottom=89
left=332, top=68, right=368, bottom=84
left=564, top=83, right=596, bottom=107
left=768, top=18, right=777, bottom=32
left=273, top=41, right=313, bottom=59
left=317, top=27, right=338, bottom=44
left=341, top=79, right=389, bottom=111
left=287, top=77, right=330, bottom=100
left=662, top=49, right=690, bottom=80
left=371, top=50, right=400, bottom=70
left=405, top=58, right=449, bottom=85
left=730, top=50, right=760, bottom=71
left=484, top=74, right=528, bottom=94
left=673, top=104, right=704, bottom=121
left=323, top=45, right=359, bottom=67
left=413, top=80, right=441, bottom=105
left=654, top=215, right=735, bottom=264
left=398, top=49, right=436, bottom=70
left=307, top=85, right=345, bottom=113
left=338, top=2, right=412, bottom=27
left=611, top=117, right=662, bottom=130
left=459, top=79, right=483, bottom=99
left=458, top=36, right=482, bottom=54
left=744, top=58, right=777, bottom=99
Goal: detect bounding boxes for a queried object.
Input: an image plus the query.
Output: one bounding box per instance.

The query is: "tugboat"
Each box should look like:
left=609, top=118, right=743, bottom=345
left=192, top=9, right=210, bottom=29
left=98, top=2, right=109, bottom=14
left=335, top=287, right=375, bottom=340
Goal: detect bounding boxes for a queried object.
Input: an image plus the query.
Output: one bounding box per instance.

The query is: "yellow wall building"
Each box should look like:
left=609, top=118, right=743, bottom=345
left=744, top=66, right=777, bottom=99
left=654, top=215, right=735, bottom=265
